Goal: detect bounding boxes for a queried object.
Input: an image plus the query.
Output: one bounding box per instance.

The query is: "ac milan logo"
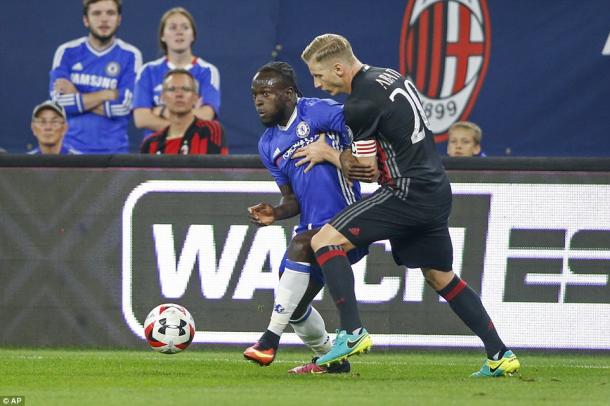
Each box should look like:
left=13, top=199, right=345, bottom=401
left=399, top=0, right=491, bottom=142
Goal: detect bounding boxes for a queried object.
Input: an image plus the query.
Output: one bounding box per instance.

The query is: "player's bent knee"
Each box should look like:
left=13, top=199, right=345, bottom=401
left=310, top=225, right=331, bottom=251
left=422, top=268, right=455, bottom=291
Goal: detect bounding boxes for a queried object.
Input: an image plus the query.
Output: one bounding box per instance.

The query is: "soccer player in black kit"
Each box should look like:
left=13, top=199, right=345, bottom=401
left=301, top=33, right=520, bottom=377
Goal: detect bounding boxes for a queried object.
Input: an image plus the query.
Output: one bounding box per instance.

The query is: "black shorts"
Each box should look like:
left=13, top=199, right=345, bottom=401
left=330, top=187, right=453, bottom=271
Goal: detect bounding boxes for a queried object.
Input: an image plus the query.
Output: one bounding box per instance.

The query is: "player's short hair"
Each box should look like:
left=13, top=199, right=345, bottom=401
left=159, top=7, right=197, bottom=55
left=163, top=68, right=200, bottom=94
left=301, top=33, right=357, bottom=64
left=448, top=121, right=483, bottom=145
left=256, top=61, right=303, bottom=97
left=83, top=0, right=121, bottom=15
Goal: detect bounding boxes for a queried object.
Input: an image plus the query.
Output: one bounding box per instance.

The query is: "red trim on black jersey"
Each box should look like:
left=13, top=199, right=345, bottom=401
left=376, top=140, right=394, bottom=187
left=140, top=118, right=228, bottom=155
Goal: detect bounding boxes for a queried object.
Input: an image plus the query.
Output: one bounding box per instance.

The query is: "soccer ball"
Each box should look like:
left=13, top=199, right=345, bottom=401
left=144, top=303, right=195, bottom=354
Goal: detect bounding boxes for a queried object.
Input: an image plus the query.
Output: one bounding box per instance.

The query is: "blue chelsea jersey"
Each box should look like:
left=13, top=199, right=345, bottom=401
left=50, top=37, right=142, bottom=153
left=258, top=97, right=360, bottom=232
left=133, top=56, right=221, bottom=138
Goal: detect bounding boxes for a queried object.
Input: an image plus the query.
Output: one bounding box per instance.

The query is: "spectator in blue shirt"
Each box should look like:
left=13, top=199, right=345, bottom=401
left=133, top=7, right=221, bottom=139
left=49, top=0, right=142, bottom=153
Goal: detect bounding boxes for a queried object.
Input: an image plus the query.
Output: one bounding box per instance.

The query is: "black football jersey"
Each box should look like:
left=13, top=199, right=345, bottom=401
left=345, top=65, right=450, bottom=204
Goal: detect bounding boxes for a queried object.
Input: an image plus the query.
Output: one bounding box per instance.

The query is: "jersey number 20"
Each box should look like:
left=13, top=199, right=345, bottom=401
left=389, top=80, right=431, bottom=144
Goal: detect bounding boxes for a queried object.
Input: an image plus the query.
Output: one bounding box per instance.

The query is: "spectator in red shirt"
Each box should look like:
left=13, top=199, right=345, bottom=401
left=141, top=69, right=227, bottom=155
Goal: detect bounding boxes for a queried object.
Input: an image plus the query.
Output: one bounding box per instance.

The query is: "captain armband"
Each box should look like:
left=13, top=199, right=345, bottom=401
left=351, top=140, right=377, bottom=157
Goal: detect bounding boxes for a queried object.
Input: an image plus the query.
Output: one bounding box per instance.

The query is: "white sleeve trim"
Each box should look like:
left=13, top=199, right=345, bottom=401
left=196, top=58, right=220, bottom=90
left=52, top=37, right=87, bottom=69
left=116, top=39, right=143, bottom=73
left=109, top=89, right=133, bottom=117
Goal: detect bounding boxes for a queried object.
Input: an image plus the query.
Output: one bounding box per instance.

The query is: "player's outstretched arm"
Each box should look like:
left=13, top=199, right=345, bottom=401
left=248, top=203, right=275, bottom=226
left=248, top=184, right=300, bottom=226
left=274, top=184, right=300, bottom=219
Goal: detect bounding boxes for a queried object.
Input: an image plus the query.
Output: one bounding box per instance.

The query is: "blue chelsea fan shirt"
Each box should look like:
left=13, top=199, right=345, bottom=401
left=50, top=37, right=142, bottom=153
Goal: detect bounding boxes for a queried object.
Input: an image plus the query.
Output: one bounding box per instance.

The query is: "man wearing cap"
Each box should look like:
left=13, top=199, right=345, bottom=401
left=29, top=101, right=81, bottom=155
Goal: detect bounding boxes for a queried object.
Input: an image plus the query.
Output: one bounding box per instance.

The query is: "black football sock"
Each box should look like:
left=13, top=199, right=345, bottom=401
left=437, top=275, right=506, bottom=359
left=314, top=245, right=362, bottom=332
left=259, top=329, right=280, bottom=350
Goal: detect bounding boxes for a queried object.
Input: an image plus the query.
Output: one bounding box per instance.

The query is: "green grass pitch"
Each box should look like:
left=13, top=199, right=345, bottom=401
left=1, top=348, right=608, bottom=405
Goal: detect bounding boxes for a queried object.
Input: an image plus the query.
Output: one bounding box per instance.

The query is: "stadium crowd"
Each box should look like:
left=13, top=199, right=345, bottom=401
left=30, top=0, right=226, bottom=156
left=17, top=0, right=485, bottom=157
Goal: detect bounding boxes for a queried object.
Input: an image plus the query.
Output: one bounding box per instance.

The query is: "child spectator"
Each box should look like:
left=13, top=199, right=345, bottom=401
left=447, top=121, right=485, bottom=157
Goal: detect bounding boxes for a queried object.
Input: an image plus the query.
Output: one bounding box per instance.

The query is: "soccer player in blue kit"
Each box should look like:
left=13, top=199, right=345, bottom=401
left=243, top=62, right=370, bottom=374
left=302, top=34, right=520, bottom=377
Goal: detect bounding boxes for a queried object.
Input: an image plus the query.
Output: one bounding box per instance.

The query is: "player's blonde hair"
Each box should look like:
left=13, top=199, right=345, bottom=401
left=301, top=34, right=357, bottom=64
left=448, top=121, right=483, bottom=145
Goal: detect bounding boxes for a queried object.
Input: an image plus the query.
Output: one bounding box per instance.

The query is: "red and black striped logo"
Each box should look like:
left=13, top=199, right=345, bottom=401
left=399, top=0, right=491, bottom=142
